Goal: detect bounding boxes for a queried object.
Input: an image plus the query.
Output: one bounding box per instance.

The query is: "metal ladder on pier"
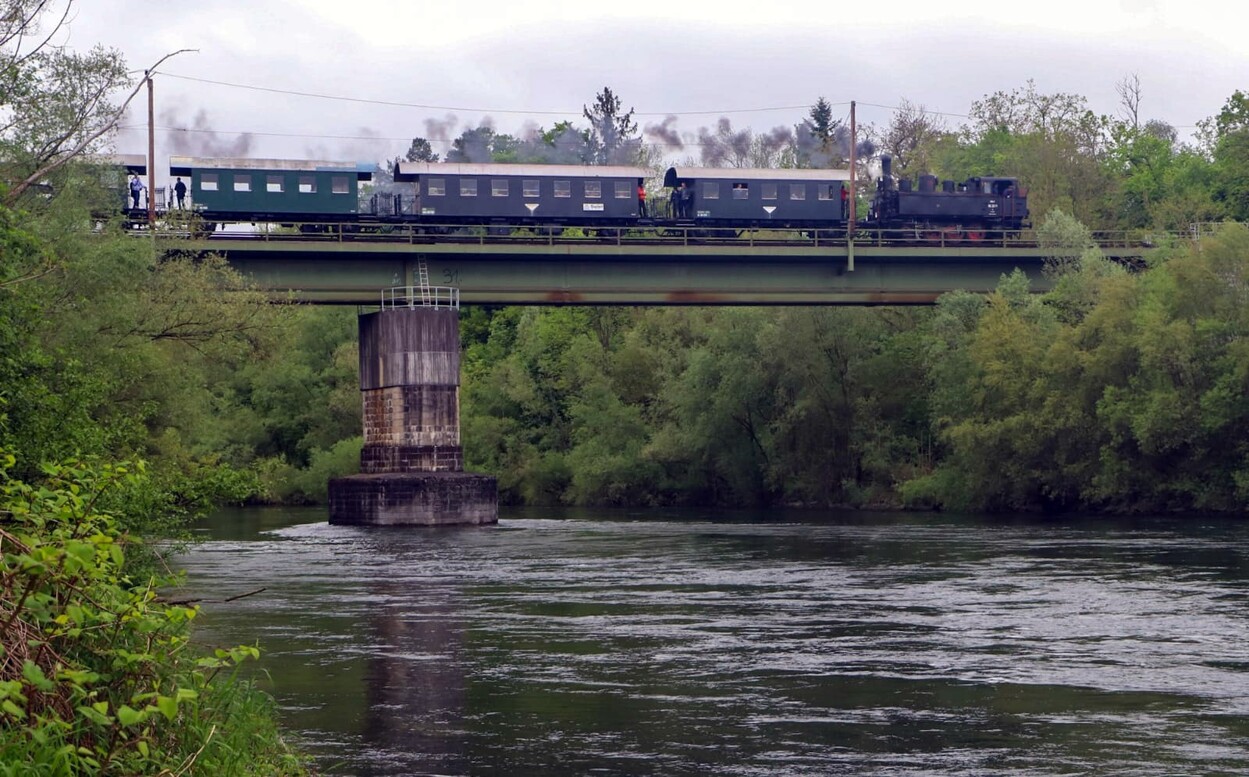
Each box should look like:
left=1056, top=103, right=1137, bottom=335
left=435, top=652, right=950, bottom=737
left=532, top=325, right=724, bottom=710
left=416, top=256, right=432, bottom=306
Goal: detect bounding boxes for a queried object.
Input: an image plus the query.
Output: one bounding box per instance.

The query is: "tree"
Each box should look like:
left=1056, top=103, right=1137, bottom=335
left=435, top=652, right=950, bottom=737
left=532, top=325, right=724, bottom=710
left=1196, top=89, right=1249, bottom=155
left=1202, top=91, right=1249, bottom=220
left=878, top=99, right=948, bottom=179
left=1116, top=73, right=1142, bottom=130
left=582, top=87, right=639, bottom=165
left=808, top=97, right=837, bottom=151
left=0, top=2, right=193, bottom=204
left=957, top=80, right=1114, bottom=226
left=445, top=125, right=497, bottom=163
left=792, top=98, right=848, bottom=168
left=404, top=137, right=439, bottom=162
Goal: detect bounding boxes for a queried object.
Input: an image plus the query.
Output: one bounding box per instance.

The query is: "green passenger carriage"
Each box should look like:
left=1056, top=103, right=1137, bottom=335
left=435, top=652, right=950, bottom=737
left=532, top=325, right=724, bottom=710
left=168, top=156, right=372, bottom=222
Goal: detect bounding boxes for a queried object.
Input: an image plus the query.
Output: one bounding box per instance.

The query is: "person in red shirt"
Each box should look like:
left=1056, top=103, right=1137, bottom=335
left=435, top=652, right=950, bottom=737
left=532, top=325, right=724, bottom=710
left=638, top=183, right=647, bottom=217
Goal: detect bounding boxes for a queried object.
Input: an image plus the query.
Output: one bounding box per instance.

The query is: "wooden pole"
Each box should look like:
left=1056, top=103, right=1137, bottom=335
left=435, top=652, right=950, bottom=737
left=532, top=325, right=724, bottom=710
left=848, top=100, right=856, bottom=235
left=146, top=71, right=156, bottom=227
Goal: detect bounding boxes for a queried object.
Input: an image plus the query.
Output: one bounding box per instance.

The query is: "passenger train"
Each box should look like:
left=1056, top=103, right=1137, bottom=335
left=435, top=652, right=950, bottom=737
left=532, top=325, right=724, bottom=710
left=117, top=154, right=1029, bottom=239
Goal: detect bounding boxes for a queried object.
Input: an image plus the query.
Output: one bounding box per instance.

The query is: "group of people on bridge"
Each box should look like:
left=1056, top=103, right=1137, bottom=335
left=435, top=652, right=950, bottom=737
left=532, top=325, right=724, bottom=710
left=127, top=174, right=188, bottom=211
left=669, top=182, right=694, bottom=219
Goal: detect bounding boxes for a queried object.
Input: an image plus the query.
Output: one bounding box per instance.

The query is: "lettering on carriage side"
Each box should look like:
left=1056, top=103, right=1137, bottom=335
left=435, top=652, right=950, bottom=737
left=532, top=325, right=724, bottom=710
left=443, top=269, right=460, bottom=285
left=697, top=210, right=711, bottom=218
left=582, top=203, right=604, bottom=212
left=421, top=207, right=436, bottom=215
left=987, top=199, right=999, bottom=215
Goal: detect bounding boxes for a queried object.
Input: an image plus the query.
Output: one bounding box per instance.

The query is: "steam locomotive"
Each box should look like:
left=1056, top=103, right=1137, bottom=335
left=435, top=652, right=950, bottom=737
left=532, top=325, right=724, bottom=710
left=868, top=154, right=1029, bottom=239
left=131, top=155, right=1028, bottom=238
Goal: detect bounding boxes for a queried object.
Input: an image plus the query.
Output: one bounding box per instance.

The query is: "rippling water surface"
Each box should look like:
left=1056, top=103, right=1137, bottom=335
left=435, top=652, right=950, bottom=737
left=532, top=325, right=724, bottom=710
left=180, top=508, right=1249, bottom=775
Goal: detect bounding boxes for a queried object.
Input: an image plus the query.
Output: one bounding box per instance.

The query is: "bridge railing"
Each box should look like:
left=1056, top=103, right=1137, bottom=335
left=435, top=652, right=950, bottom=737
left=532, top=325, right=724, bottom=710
left=381, top=286, right=460, bottom=310
left=144, top=218, right=1177, bottom=250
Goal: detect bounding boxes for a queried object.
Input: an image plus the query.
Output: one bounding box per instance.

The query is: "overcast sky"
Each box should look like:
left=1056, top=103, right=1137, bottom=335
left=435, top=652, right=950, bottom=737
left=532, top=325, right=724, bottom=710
left=60, top=0, right=1248, bottom=182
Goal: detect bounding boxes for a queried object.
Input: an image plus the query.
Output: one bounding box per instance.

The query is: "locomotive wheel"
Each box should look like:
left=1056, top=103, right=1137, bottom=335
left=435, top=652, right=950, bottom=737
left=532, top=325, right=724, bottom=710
left=964, top=229, right=985, bottom=242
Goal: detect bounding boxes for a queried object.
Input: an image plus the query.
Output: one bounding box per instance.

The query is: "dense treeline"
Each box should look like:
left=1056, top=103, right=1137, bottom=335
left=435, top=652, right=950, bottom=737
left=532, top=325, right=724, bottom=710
left=454, top=219, right=1249, bottom=513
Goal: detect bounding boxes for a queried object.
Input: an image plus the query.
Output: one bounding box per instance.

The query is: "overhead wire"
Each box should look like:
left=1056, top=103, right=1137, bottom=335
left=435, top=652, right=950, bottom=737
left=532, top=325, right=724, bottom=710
left=160, top=72, right=846, bottom=118
left=116, top=123, right=804, bottom=150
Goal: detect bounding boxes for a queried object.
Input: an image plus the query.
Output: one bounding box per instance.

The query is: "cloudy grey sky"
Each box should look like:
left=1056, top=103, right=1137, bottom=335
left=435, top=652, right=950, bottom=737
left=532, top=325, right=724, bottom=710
left=60, top=0, right=1248, bottom=181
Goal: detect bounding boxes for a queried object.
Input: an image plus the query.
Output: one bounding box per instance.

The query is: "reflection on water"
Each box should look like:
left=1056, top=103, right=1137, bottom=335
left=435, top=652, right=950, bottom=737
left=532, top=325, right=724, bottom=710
left=181, top=507, right=1249, bottom=775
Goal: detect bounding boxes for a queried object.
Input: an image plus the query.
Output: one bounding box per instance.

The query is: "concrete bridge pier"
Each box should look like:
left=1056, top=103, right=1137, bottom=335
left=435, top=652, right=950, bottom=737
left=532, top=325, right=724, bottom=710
left=328, top=300, right=497, bottom=526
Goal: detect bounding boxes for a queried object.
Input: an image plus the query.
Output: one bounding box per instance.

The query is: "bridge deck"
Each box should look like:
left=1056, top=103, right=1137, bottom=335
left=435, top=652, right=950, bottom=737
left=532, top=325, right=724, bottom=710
left=160, top=227, right=1159, bottom=305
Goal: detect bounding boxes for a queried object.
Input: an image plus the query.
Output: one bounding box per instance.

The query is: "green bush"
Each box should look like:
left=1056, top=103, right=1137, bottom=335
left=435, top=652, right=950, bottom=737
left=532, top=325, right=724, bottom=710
left=0, top=453, right=309, bottom=775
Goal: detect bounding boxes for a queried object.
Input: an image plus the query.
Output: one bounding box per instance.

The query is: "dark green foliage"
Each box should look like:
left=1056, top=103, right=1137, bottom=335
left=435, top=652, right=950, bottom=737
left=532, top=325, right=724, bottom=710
left=405, top=137, right=439, bottom=163
left=0, top=455, right=308, bottom=775
left=807, top=97, right=836, bottom=150
left=460, top=306, right=933, bottom=507
left=908, top=222, right=1249, bottom=512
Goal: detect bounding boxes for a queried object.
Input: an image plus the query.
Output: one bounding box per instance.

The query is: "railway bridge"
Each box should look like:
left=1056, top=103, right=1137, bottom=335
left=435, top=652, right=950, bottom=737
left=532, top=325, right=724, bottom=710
left=155, top=225, right=1160, bottom=527
left=161, top=225, right=1157, bottom=306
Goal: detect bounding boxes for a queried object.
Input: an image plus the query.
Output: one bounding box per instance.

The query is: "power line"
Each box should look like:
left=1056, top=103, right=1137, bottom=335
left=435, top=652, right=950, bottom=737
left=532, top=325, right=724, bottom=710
left=159, top=71, right=843, bottom=118
left=118, top=124, right=805, bottom=149
left=151, top=72, right=1209, bottom=136
left=855, top=101, right=971, bottom=120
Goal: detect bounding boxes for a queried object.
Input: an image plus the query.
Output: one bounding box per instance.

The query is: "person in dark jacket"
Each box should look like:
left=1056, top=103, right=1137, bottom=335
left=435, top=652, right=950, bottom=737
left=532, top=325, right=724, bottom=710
left=679, top=182, right=694, bottom=219
left=174, top=177, right=188, bottom=209
left=669, top=184, right=681, bottom=219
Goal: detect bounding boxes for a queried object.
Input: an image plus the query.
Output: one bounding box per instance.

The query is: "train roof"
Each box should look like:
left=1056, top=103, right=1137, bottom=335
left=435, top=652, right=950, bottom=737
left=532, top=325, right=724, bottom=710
left=394, top=162, right=650, bottom=182
left=169, top=156, right=372, bottom=180
left=82, top=153, right=147, bottom=174
left=665, top=167, right=852, bottom=185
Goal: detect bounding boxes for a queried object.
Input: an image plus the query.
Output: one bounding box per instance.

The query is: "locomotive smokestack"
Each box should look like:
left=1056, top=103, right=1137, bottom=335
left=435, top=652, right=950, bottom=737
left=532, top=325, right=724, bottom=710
left=880, top=154, right=892, bottom=180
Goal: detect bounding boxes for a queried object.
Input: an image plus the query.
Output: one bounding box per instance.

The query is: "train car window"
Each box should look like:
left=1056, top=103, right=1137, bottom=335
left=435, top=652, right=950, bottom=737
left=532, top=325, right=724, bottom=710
left=523, top=179, right=540, bottom=197
left=492, top=179, right=509, bottom=197
left=584, top=181, right=601, bottom=199
left=266, top=175, right=284, bottom=193
left=982, top=181, right=993, bottom=194
left=761, top=183, right=777, bottom=200
left=614, top=181, right=631, bottom=198
left=554, top=180, right=571, bottom=198
left=200, top=173, right=218, bottom=192
left=332, top=176, right=349, bottom=195
left=460, top=179, right=478, bottom=197
left=299, top=176, right=316, bottom=193
left=789, top=184, right=806, bottom=200
left=233, top=174, right=251, bottom=193
left=818, top=185, right=833, bottom=200
left=732, top=183, right=748, bottom=199
left=427, top=178, right=446, bottom=196
left=702, top=182, right=719, bottom=199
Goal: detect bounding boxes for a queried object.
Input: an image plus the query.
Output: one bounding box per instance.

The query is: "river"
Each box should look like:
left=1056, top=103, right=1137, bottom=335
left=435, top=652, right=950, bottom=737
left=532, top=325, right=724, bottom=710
left=179, top=507, right=1249, bottom=775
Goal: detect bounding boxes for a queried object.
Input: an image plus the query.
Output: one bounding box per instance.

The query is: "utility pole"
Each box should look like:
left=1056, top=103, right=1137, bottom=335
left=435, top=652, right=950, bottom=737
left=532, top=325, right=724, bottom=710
left=848, top=100, right=856, bottom=235
left=146, top=70, right=156, bottom=227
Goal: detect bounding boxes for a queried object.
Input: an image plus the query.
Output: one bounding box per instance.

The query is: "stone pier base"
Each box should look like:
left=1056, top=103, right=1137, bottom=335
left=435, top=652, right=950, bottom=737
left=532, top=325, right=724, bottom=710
left=327, top=305, right=498, bottom=527
left=329, top=472, right=498, bottom=527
